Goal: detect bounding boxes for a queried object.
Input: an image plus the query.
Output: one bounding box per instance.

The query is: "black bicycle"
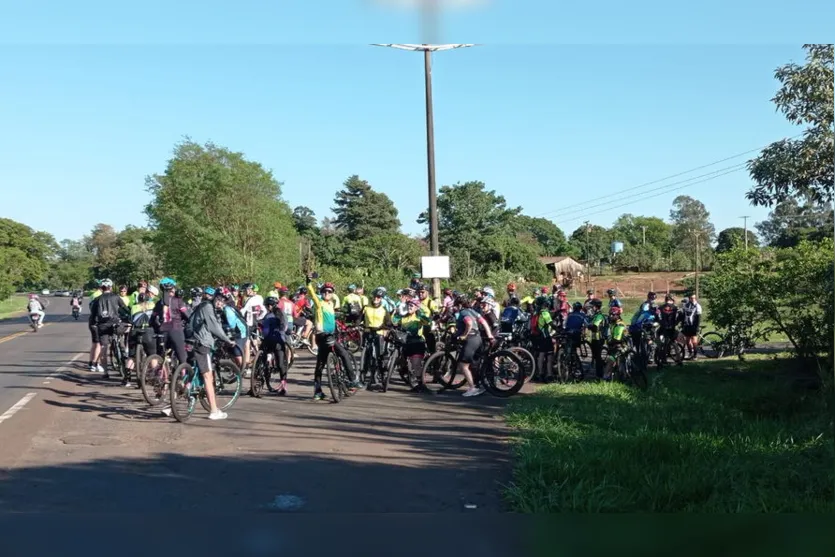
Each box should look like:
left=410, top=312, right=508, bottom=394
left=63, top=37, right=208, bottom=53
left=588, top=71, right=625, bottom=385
left=359, top=328, right=387, bottom=387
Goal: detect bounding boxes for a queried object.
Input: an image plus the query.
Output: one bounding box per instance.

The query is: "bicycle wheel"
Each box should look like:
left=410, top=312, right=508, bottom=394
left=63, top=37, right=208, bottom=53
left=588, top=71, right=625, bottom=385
left=202, top=359, right=242, bottom=412
left=285, top=344, right=295, bottom=370
left=426, top=351, right=465, bottom=390
left=669, top=340, right=684, bottom=365
left=578, top=340, right=591, bottom=360
left=170, top=363, right=197, bottom=423
left=382, top=349, right=399, bottom=393
left=110, top=341, right=125, bottom=380
left=359, top=343, right=372, bottom=384
left=139, top=354, right=167, bottom=406
left=250, top=352, right=267, bottom=398
left=483, top=350, right=525, bottom=397
left=133, top=344, right=145, bottom=384
left=509, top=346, right=536, bottom=381
left=699, top=332, right=725, bottom=359
left=326, top=351, right=344, bottom=402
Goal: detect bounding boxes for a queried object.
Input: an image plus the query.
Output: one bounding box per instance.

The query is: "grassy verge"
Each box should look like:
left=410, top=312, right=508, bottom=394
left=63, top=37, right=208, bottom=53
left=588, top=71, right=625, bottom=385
left=505, top=354, right=834, bottom=512
left=0, top=296, right=28, bottom=319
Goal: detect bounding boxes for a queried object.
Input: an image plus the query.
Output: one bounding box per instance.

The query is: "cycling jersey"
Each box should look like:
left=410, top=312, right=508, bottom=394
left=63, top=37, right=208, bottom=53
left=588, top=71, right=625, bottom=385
left=277, top=298, right=295, bottom=332
left=608, top=320, right=627, bottom=346
left=241, top=294, right=266, bottom=327
left=590, top=312, right=606, bottom=341
left=608, top=297, right=622, bottom=309
left=501, top=306, right=522, bottom=325
left=392, top=310, right=431, bottom=342
left=261, top=311, right=288, bottom=342
left=530, top=308, right=553, bottom=337
left=455, top=308, right=481, bottom=337
left=658, top=303, right=679, bottom=330
left=307, top=282, right=336, bottom=334
left=564, top=311, right=587, bottom=333
left=343, top=293, right=363, bottom=319
left=420, top=297, right=440, bottom=317
left=363, top=304, right=389, bottom=332
left=682, top=301, right=702, bottom=326
left=631, top=302, right=657, bottom=326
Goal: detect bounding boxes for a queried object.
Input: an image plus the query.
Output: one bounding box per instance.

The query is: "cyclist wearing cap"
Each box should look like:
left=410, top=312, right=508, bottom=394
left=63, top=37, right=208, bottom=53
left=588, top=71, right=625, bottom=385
left=452, top=294, right=495, bottom=397
left=607, top=288, right=622, bottom=309
left=306, top=274, right=359, bottom=401
left=89, top=278, right=129, bottom=379
left=582, top=289, right=596, bottom=314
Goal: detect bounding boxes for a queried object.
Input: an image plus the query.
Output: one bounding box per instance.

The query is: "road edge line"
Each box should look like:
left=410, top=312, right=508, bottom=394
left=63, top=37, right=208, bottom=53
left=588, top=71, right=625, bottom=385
left=0, top=393, right=38, bottom=425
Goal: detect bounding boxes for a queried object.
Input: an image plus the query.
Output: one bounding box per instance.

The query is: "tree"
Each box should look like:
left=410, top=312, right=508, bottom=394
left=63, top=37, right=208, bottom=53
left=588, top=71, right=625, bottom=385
left=513, top=216, right=570, bottom=256
left=292, top=206, right=319, bottom=237
left=344, top=232, right=426, bottom=273
left=568, top=224, right=611, bottom=268
left=332, top=175, right=400, bottom=241
left=47, top=239, right=94, bottom=290
left=0, top=218, right=56, bottom=298
left=716, top=227, right=759, bottom=253
left=617, top=244, right=662, bottom=272
left=84, top=223, right=119, bottom=277
left=145, top=140, right=299, bottom=286
left=110, top=226, right=163, bottom=286
left=611, top=214, right=672, bottom=251
left=747, top=44, right=834, bottom=206
left=670, top=195, right=716, bottom=269
left=755, top=198, right=834, bottom=248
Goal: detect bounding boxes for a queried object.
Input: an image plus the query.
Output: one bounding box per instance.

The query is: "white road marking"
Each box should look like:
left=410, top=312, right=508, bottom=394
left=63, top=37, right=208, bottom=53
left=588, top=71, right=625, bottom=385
left=47, top=352, right=86, bottom=379
left=0, top=393, right=37, bottom=425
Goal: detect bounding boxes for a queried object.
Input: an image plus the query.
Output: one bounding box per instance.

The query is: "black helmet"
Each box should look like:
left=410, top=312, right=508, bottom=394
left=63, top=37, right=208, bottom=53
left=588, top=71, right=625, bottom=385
left=665, top=294, right=675, bottom=303
left=174, top=288, right=185, bottom=298
left=572, top=302, right=583, bottom=312
left=190, top=287, right=203, bottom=298
left=372, top=287, right=386, bottom=298
left=586, top=289, right=594, bottom=295
left=647, top=291, right=657, bottom=300
left=264, top=296, right=278, bottom=309
left=606, top=288, right=616, bottom=296
left=241, top=283, right=254, bottom=291
left=591, top=298, right=603, bottom=308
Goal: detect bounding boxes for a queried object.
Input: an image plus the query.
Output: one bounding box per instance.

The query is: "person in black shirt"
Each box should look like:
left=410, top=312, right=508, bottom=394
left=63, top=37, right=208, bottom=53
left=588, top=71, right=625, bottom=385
left=89, top=278, right=129, bottom=380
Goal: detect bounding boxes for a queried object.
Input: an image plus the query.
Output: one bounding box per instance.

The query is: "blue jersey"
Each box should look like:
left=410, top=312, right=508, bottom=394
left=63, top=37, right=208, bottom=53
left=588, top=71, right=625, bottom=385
left=501, top=306, right=522, bottom=323
left=564, top=311, right=587, bottom=333
left=609, top=298, right=623, bottom=309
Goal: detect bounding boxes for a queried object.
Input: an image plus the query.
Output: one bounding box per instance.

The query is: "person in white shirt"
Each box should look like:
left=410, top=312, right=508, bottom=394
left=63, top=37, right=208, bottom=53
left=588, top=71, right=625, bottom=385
left=681, top=293, right=703, bottom=357
left=239, top=283, right=266, bottom=375
left=27, top=294, right=46, bottom=327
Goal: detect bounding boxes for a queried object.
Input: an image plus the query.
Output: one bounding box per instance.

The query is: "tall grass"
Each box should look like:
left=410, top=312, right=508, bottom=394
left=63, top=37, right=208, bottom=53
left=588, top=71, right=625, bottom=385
left=505, top=354, right=834, bottom=512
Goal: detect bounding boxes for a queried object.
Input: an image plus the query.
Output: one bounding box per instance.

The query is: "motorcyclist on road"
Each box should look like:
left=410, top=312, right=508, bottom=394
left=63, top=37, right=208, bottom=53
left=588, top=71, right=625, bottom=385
left=27, top=294, right=46, bottom=328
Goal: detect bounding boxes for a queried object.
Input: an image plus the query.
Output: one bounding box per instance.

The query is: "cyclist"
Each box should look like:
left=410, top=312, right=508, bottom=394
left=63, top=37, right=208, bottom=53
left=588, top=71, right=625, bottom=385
left=342, top=284, right=364, bottom=326
left=118, top=285, right=130, bottom=308
left=657, top=294, right=680, bottom=359
left=480, top=286, right=500, bottom=320
left=307, top=275, right=359, bottom=401
left=377, top=286, right=396, bottom=314
left=391, top=298, right=433, bottom=393
left=129, top=280, right=148, bottom=306
left=504, top=282, right=517, bottom=309
left=89, top=279, right=129, bottom=379
left=530, top=295, right=556, bottom=383
left=630, top=291, right=659, bottom=352
left=603, top=306, right=627, bottom=380
left=181, top=289, right=237, bottom=420
left=500, top=296, right=523, bottom=334
left=217, top=287, right=248, bottom=371
left=396, top=288, right=415, bottom=316
left=261, top=296, right=290, bottom=395
left=189, top=287, right=203, bottom=311
left=277, top=287, right=295, bottom=336
left=582, top=289, right=596, bottom=314
left=240, top=283, right=266, bottom=377
left=552, top=290, right=570, bottom=328
left=452, top=294, right=495, bottom=398
left=587, top=299, right=606, bottom=378
left=356, top=285, right=369, bottom=308
left=70, top=292, right=82, bottom=315
left=125, top=292, right=156, bottom=388
left=27, top=294, right=46, bottom=328
left=267, top=281, right=282, bottom=300
left=87, top=281, right=104, bottom=372
left=417, top=284, right=440, bottom=353
left=362, top=288, right=391, bottom=390
left=681, top=292, right=703, bottom=358
left=409, top=273, right=422, bottom=291
left=151, top=277, right=189, bottom=372
left=564, top=302, right=587, bottom=358
left=478, top=297, right=500, bottom=337
left=607, top=288, right=622, bottom=309
left=293, top=287, right=314, bottom=346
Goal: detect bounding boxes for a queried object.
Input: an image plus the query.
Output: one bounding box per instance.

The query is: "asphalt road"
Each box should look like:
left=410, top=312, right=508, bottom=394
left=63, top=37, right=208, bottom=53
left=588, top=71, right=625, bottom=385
left=0, top=303, right=516, bottom=516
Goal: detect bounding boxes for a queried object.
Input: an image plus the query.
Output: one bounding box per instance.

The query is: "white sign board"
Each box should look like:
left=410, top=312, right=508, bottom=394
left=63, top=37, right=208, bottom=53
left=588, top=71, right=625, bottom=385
left=421, top=256, right=450, bottom=279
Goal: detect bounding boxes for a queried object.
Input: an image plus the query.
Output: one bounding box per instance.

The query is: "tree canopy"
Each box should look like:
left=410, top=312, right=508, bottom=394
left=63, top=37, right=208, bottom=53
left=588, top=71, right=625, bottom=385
left=716, top=227, right=759, bottom=253
left=0, top=218, right=56, bottom=298
left=332, top=175, right=401, bottom=241
left=755, top=198, right=833, bottom=248
left=747, top=44, right=834, bottom=206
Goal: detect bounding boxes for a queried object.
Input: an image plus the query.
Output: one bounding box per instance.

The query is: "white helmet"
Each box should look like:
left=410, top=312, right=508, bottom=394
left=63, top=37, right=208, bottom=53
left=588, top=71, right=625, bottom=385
left=101, top=278, right=113, bottom=288
left=482, top=286, right=496, bottom=298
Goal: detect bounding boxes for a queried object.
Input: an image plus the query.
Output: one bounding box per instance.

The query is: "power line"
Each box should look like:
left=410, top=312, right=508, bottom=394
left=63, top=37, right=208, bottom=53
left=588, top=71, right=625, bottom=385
left=546, top=162, right=747, bottom=221
left=555, top=165, right=746, bottom=229
left=534, top=133, right=804, bottom=219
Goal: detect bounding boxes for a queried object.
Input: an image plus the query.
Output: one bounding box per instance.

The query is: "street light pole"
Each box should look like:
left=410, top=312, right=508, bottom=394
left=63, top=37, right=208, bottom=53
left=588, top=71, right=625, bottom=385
left=740, top=215, right=750, bottom=250
left=371, top=43, right=476, bottom=300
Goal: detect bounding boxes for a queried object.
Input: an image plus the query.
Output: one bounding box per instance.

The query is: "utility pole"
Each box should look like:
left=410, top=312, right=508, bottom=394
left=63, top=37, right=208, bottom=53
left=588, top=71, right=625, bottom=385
left=372, top=43, right=475, bottom=301
left=584, top=221, right=591, bottom=278
left=692, top=229, right=700, bottom=298
left=641, top=225, right=647, bottom=246
left=740, top=215, right=750, bottom=250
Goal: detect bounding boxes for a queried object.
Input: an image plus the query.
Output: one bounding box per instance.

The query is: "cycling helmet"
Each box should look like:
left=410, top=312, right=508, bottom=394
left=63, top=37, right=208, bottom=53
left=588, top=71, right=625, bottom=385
left=540, top=287, right=549, bottom=294
left=609, top=306, right=623, bottom=317
left=347, top=284, right=357, bottom=292
left=190, top=287, right=203, bottom=298
left=586, top=289, right=594, bottom=295
left=402, top=288, right=415, bottom=297
left=377, top=286, right=387, bottom=295
left=278, top=286, right=289, bottom=295
left=216, top=287, right=232, bottom=300
left=264, top=296, right=278, bottom=308
left=606, top=288, right=616, bottom=296
left=147, top=284, right=159, bottom=297
left=372, top=287, right=386, bottom=298
left=482, top=286, right=496, bottom=298
left=535, top=295, right=549, bottom=307
left=159, top=277, right=176, bottom=289
left=321, top=282, right=335, bottom=293
left=273, top=281, right=282, bottom=289
left=416, top=283, right=428, bottom=292
left=443, top=287, right=453, bottom=296
left=252, top=284, right=260, bottom=293
left=204, top=286, right=216, bottom=297
left=572, top=302, right=583, bottom=312
left=101, top=278, right=114, bottom=288
left=241, top=283, right=253, bottom=291
left=28, top=293, right=36, bottom=300
left=297, top=286, right=306, bottom=293
left=507, top=282, right=516, bottom=291
left=174, top=288, right=185, bottom=298
left=231, top=284, right=240, bottom=291
left=557, top=291, right=567, bottom=299
left=591, top=298, right=603, bottom=308
left=647, top=291, right=656, bottom=300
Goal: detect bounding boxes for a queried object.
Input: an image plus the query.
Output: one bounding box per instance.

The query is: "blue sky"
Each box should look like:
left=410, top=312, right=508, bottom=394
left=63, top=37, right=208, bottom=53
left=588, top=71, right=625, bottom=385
left=1, top=1, right=831, bottom=244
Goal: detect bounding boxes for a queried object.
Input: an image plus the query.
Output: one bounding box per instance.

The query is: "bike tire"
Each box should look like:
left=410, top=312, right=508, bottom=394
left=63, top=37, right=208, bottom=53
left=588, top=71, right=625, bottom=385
left=578, top=340, right=591, bottom=360
left=483, top=349, right=525, bottom=397
left=699, top=332, right=725, bottom=359
left=203, top=359, right=242, bottom=412
left=423, top=351, right=457, bottom=391
left=139, top=354, right=167, bottom=406
left=509, top=346, right=536, bottom=381
left=326, top=351, right=343, bottom=402
left=382, top=349, right=398, bottom=393
left=133, top=344, right=145, bottom=384
left=670, top=340, right=685, bottom=365
left=285, top=344, right=295, bottom=370
left=250, top=352, right=266, bottom=398
left=170, top=363, right=196, bottom=423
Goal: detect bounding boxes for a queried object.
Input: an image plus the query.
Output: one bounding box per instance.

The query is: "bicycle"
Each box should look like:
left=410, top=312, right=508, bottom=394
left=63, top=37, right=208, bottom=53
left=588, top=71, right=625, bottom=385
left=138, top=334, right=178, bottom=407
left=336, top=318, right=362, bottom=354
left=323, top=337, right=354, bottom=403
left=290, top=329, right=318, bottom=356
left=358, top=328, right=387, bottom=387
left=250, top=341, right=293, bottom=398
left=609, top=347, right=648, bottom=390
left=425, top=336, right=525, bottom=397
left=654, top=328, right=684, bottom=368
left=106, top=322, right=130, bottom=382
left=422, top=328, right=469, bottom=391
left=382, top=329, right=417, bottom=392
left=169, top=344, right=242, bottom=423
left=495, top=331, right=536, bottom=382
left=555, top=331, right=584, bottom=383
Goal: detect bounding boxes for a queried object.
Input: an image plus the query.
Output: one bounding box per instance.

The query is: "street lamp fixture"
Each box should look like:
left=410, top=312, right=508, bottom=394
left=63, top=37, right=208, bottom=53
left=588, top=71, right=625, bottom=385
left=371, top=42, right=476, bottom=299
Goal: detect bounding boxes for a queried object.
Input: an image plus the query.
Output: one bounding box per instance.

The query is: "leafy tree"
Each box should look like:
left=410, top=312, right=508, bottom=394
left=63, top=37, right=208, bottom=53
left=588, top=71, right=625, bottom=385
left=616, top=244, right=662, bottom=272
left=344, top=232, right=425, bottom=273
left=332, top=175, right=400, bottom=241
left=84, top=223, right=119, bottom=277
left=47, top=239, right=94, bottom=290
left=145, top=140, right=299, bottom=286
left=513, top=215, right=570, bottom=256
left=110, top=226, right=163, bottom=286
left=755, top=198, right=833, bottom=247
left=292, top=206, right=319, bottom=237
left=568, top=224, right=611, bottom=267
left=611, top=214, right=672, bottom=251
left=715, top=227, right=759, bottom=253
left=747, top=44, right=834, bottom=206
left=670, top=195, right=716, bottom=269
left=0, top=218, right=56, bottom=297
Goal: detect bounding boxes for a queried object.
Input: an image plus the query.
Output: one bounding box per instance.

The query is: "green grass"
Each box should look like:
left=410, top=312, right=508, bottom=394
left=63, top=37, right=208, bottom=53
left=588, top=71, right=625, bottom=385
left=0, top=296, right=28, bottom=319
left=505, top=354, right=834, bottom=512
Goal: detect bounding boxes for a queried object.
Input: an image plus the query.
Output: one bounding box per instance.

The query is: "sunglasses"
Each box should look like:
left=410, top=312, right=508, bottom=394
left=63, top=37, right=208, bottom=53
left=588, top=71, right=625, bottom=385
left=323, top=289, right=334, bottom=294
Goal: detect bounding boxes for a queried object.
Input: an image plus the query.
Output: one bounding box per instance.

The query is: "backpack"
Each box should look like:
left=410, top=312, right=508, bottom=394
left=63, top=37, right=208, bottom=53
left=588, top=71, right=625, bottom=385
left=530, top=313, right=541, bottom=336
left=221, top=303, right=249, bottom=338
left=95, top=293, right=120, bottom=324
left=346, top=300, right=362, bottom=319
left=185, top=300, right=211, bottom=339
